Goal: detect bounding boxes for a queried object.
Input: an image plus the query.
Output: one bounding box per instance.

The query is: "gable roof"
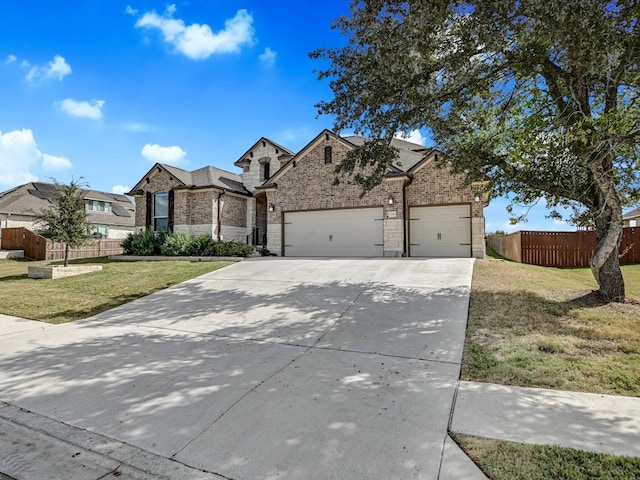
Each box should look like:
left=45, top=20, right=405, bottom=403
left=233, top=137, right=294, bottom=167
left=259, top=130, right=435, bottom=190
left=0, top=182, right=135, bottom=227
left=129, top=163, right=249, bottom=196
left=342, top=135, right=427, bottom=172
left=624, top=207, right=640, bottom=220
left=259, top=129, right=358, bottom=188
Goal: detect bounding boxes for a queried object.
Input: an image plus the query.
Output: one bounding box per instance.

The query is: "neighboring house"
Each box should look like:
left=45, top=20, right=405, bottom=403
left=127, top=129, right=487, bottom=258
left=0, top=182, right=135, bottom=239
left=623, top=207, right=639, bottom=228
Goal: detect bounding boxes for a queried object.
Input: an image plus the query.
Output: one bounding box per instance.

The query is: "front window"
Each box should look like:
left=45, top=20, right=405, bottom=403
left=154, top=192, right=169, bottom=231
left=91, top=224, right=108, bottom=238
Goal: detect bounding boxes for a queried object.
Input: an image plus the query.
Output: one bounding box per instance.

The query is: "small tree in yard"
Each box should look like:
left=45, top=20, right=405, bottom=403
left=33, top=178, right=92, bottom=267
left=312, top=0, right=640, bottom=302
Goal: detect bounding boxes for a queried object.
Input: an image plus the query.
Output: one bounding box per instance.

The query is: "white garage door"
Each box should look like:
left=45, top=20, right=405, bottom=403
left=284, top=208, right=384, bottom=257
left=410, top=205, right=471, bottom=257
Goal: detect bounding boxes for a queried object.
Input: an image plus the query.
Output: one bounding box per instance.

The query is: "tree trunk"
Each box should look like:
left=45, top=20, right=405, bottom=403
left=591, top=207, right=625, bottom=302
left=588, top=153, right=625, bottom=303
left=64, top=243, right=70, bottom=267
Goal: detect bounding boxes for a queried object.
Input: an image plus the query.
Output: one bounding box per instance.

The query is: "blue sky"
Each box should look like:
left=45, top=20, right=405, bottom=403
left=0, top=1, right=574, bottom=233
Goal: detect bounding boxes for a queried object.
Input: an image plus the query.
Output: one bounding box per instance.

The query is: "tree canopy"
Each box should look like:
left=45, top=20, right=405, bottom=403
left=312, top=0, right=640, bottom=301
left=33, top=178, right=92, bottom=267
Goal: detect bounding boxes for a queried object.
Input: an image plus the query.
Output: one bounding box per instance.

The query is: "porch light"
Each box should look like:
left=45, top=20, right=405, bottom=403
left=388, top=195, right=394, bottom=205
left=269, top=203, right=275, bottom=212
left=474, top=195, right=481, bottom=202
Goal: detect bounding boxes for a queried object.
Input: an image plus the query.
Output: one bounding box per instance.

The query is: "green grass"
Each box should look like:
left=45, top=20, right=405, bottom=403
left=464, top=260, right=640, bottom=396
left=452, top=434, right=640, bottom=480
left=0, top=257, right=231, bottom=323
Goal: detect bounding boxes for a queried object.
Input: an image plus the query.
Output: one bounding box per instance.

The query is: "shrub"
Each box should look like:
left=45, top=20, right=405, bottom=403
left=187, top=234, right=215, bottom=256
left=122, top=231, right=254, bottom=257
left=160, top=231, right=193, bottom=256
left=121, top=230, right=164, bottom=255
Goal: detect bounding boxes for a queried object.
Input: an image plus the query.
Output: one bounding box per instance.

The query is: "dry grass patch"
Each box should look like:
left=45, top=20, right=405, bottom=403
left=463, top=259, right=640, bottom=396
left=452, top=433, right=640, bottom=480
left=0, top=257, right=231, bottom=323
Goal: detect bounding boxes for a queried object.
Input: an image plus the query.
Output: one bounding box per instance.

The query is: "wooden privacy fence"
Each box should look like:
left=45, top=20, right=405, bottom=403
left=488, top=228, right=640, bottom=268
left=0, top=227, right=123, bottom=261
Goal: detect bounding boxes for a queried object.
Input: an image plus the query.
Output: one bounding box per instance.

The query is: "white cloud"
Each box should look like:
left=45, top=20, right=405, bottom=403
left=60, top=99, right=105, bottom=120
left=394, top=130, right=426, bottom=146
left=259, top=47, right=277, bottom=67
left=112, top=185, right=131, bottom=195
left=26, top=55, right=71, bottom=82
left=5, top=54, right=16, bottom=64
left=124, top=5, right=138, bottom=15
left=0, top=129, right=71, bottom=187
left=42, top=153, right=72, bottom=170
left=123, top=122, right=154, bottom=132
left=141, top=143, right=186, bottom=164
left=134, top=6, right=255, bottom=60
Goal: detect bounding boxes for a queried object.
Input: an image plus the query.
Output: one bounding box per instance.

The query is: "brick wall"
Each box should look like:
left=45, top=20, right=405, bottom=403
left=220, top=194, right=247, bottom=228
left=267, top=135, right=397, bottom=221
left=406, top=159, right=485, bottom=258
left=134, top=167, right=185, bottom=228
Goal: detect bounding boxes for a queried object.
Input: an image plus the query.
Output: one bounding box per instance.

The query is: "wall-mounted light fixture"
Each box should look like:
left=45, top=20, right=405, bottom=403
left=474, top=195, right=481, bottom=202
left=268, top=203, right=275, bottom=212
left=388, top=195, right=394, bottom=205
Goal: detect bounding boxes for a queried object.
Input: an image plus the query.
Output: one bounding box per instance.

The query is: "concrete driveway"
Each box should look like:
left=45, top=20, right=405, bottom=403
left=0, top=258, right=480, bottom=479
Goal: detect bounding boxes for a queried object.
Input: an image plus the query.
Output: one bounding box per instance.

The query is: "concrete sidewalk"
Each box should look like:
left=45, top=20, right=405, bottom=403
left=0, top=258, right=485, bottom=479
left=451, top=380, right=640, bottom=458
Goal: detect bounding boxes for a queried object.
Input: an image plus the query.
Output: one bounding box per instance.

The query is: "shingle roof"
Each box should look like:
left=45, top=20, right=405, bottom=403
left=342, top=136, right=427, bottom=172
left=623, top=207, right=640, bottom=219
left=165, top=164, right=249, bottom=195
left=0, top=182, right=135, bottom=227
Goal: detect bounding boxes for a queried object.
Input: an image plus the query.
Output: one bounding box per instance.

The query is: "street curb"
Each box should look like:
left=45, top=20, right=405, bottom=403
left=0, top=402, right=225, bottom=480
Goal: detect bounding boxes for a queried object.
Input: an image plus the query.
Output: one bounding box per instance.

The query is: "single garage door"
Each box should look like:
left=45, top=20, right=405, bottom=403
left=284, top=208, right=383, bottom=257
left=410, top=205, right=471, bottom=257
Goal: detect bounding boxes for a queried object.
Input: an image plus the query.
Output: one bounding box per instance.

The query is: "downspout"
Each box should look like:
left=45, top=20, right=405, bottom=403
left=402, top=177, right=411, bottom=257
left=217, top=191, right=224, bottom=241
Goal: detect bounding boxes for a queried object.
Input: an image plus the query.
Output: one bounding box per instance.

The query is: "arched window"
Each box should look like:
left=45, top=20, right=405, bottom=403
left=154, top=191, right=169, bottom=231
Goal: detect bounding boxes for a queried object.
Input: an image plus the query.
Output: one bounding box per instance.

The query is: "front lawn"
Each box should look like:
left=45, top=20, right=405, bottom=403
left=0, top=257, right=231, bottom=323
left=453, top=433, right=640, bottom=480
left=463, top=258, right=640, bottom=397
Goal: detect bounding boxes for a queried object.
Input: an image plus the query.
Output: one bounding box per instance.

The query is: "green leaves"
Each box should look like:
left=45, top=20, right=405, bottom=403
left=314, top=0, right=640, bottom=220
left=34, top=178, right=92, bottom=248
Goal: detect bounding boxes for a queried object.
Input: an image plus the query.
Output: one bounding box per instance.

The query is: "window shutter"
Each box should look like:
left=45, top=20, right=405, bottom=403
left=145, top=191, right=152, bottom=230
left=168, top=189, right=175, bottom=232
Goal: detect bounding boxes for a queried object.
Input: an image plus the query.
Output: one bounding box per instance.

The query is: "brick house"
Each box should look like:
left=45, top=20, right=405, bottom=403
left=623, top=207, right=639, bottom=228
left=128, top=129, right=487, bottom=258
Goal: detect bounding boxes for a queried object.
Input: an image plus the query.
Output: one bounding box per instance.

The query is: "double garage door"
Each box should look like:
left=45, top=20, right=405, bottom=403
left=283, top=205, right=471, bottom=257
left=284, top=208, right=383, bottom=257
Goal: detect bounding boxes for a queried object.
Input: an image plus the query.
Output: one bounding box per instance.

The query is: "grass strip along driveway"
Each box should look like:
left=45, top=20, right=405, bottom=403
left=0, top=257, right=230, bottom=323
left=460, top=256, right=640, bottom=479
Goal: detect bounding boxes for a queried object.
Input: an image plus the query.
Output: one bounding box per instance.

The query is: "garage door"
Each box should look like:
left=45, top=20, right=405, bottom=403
left=410, top=205, right=471, bottom=257
left=284, top=208, right=383, bottom=257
